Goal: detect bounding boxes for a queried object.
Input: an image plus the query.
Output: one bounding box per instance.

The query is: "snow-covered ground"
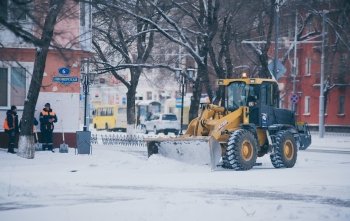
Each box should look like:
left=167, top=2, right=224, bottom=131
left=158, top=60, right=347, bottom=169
left=0, top=131, right=349, bottom=221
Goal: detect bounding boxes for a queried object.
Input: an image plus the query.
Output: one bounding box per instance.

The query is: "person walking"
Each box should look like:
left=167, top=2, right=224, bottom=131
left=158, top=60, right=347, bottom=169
left=40, top=103, right=57, bottom=152
left=3, top=106, right=19, bottom=154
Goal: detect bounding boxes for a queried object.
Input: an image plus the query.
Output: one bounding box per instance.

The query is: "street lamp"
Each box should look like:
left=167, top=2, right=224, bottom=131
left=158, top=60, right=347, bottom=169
left=175, top=68, right=196, bottom=135
left=81, top=59, right=96, bottom=132
left=76, top=59, right=96, bottom=155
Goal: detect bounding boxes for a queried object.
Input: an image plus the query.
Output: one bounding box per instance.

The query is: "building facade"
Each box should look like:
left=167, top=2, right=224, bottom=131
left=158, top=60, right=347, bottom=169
left=278, top=8, right=350, bottom=132
left=0, top=0, right=92, bottom=148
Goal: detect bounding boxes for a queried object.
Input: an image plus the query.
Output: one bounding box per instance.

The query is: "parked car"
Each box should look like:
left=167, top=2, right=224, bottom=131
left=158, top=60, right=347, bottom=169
left=144, top=113, right=180, bottom=135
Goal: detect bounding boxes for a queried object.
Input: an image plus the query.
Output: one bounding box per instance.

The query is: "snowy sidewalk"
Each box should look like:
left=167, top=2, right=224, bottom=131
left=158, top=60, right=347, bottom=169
left=0, top=132, right=350, bottom=221
left=309, top=132, right=350, bottom=151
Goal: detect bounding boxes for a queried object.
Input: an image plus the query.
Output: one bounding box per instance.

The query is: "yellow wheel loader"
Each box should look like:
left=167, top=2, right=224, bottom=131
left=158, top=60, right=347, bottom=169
left=146, top=76, right=311, bottom=170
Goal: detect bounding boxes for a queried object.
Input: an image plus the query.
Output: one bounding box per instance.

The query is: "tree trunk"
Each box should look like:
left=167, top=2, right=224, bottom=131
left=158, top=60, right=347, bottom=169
left=126, top=68, right=141, bottom=134
left=188, top=64, right=206, bottom=122
left=17, top=47, right=50, bottom=158
left=17, top=0, right=65, bottom=159
left=126, top=85, right=137, bottom=133
left=259, top=53, right=271, bottom=78
left=201, top=63, right=213, bottom=102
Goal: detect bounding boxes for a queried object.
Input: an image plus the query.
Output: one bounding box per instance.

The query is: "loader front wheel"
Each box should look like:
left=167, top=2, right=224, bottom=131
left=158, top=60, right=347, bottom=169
left=223, top=129, right=257, bottom=170
left=270, top=130, right=297, bottom=168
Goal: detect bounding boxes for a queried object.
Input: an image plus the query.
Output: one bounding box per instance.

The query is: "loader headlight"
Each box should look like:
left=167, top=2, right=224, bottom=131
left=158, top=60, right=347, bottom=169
left=241, top=72, right=248, bottom=78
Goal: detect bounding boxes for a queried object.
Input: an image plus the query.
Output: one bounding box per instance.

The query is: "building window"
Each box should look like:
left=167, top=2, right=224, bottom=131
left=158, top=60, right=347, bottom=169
left=147, top=91, right=152, bottom=100
left=304, top=96, right=310, bottom=114
left=0, top=66, right=27, bottom=107
left=0, top=0, right=8, bottom=20
left=305, top=58, right=311, bottom=76
left=338, top=96, right=345, bottom=115
left=0, top=68, right=8, bottom=106
left=292, top=58, right=299, bottom=76
left=0, top=0, right=30, bottom=21
left=10, top=0, right=30, bottom=21
left=80, top=1, right=85, bottom=26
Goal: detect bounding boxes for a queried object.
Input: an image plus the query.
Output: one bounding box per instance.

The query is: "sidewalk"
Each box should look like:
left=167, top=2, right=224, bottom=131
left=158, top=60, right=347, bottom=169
left=309, top=132, right=350, bottom=151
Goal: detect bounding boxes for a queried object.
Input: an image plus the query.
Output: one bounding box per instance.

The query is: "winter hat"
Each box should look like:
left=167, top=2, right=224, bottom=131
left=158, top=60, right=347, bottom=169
left=11, top=105, right=17, bottom=111
left=45, top=103, right=51, bottom=107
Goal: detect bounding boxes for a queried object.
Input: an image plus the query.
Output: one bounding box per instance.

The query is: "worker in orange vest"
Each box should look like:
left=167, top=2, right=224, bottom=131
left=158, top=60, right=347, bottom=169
left=3, top=106, right=19, bottom=154
left=39, top=103, right=57, bottom=152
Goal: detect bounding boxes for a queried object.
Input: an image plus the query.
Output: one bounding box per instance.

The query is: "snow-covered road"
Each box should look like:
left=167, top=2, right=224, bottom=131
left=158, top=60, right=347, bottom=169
left=0, top=133, right=349, bottom=221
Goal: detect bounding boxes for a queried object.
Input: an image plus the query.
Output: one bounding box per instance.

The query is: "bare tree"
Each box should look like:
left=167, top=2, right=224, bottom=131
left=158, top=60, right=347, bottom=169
left=208, top=0, right=257, bottom=103
left=91, top=0, right=171, bottom=131
left=0, top=0, right=70, bottom=158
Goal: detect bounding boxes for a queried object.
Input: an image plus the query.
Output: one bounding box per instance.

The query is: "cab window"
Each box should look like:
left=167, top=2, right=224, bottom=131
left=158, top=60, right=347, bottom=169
left=260, top=82, right=279, bottom=108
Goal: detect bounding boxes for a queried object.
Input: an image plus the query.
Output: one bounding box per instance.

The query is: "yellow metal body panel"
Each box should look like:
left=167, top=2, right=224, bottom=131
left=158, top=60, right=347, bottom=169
left=217, top=78, right=277, bottom=86
left=185, top=105, right=245, bottom=142
left=256, top=128, right=267, bottom=146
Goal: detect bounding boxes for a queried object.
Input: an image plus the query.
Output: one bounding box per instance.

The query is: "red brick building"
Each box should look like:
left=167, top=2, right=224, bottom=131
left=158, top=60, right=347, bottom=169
left=279, top=9, right=350, bottom=132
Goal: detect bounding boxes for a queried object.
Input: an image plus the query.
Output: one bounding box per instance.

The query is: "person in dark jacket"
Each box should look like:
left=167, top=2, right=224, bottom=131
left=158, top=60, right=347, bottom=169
left=3, top=106, right=19, bottom=154
left=40, top=103, right=57, bottom=152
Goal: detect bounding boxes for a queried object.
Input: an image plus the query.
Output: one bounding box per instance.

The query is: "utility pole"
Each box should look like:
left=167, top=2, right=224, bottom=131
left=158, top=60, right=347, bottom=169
left=292, top=10, right=298, bottom=112
left=180, top=74, right=185, bottom=135
left=82, top=59, right=90, bottom=132
left=319, top=11, right=327, bottom=138
left=273, top=0, right=280, bottom=78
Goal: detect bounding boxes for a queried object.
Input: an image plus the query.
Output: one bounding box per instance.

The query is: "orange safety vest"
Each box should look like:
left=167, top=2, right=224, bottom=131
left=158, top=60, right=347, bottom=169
left=41, top=110, right=56, bottom=131
left=3, top=115, right=15, bottom=130
left=3, top=118, right=9, bottom=130
left=41, top=111, right=56, bottom=116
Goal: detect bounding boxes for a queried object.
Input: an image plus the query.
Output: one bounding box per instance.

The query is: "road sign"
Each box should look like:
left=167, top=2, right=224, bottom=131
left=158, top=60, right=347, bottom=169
left=176, top=97, right=182, bottom=108
left=290, top=94, right=299, bottom=103
left=53, top=76, right=79, bottom=85
left=268, top=59, right=286, bottom=80
left=58, top=67, right=70, bottom=75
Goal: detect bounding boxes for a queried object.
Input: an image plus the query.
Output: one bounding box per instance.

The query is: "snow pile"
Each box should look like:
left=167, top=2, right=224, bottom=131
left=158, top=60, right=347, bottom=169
left=0, top=133, right=350, bottom=221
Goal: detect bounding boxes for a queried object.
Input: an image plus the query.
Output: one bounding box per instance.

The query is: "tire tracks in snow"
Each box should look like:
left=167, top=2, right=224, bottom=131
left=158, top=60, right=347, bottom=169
left=88, top=184, right=350, bottom=208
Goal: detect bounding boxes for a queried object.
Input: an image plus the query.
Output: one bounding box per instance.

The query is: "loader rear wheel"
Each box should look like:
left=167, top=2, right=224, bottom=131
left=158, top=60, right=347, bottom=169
left=223, top=129, right=257, bottom=170
left=270, top=130, right=297, bottom=168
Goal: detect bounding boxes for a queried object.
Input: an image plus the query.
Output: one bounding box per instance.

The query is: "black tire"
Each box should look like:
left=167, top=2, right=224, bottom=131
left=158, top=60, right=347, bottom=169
left=270, top=130, right=297, bottom=168
left=175, top=130, right=179, bottom=135
left=164, top=131, right=168, bottom=135
left=222, top=129, right=258, bottom=170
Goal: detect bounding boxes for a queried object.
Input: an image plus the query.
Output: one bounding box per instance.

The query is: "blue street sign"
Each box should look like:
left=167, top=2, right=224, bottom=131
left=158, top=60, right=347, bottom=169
left=291, top=94, right=299, bottom=103
left=58, top=67, right=70, bottom=75
left=176, top=98, right=182, bottom=108
left=53, top=76, right=79, bottom=85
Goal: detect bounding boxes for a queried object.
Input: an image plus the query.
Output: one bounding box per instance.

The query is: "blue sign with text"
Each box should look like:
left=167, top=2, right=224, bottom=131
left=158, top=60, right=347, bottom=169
left=176, top=98, right=182, bottom=108
left=53, top=76, right=79, bottom=85
left=58, top=67, right=70, bottom=75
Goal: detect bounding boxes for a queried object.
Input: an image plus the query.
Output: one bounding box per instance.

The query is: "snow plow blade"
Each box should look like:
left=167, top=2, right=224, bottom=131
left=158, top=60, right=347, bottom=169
left=146, top=136, right=222, bottom=170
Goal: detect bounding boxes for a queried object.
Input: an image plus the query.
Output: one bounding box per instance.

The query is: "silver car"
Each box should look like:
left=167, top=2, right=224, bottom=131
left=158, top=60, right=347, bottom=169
left=144, top=113, right=180, bottom=135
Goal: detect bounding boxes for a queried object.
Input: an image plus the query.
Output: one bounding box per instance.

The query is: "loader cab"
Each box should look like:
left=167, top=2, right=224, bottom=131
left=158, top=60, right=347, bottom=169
left=225, top=79, right=291, bottom=127
left=225, top=80, right=279, bottom=111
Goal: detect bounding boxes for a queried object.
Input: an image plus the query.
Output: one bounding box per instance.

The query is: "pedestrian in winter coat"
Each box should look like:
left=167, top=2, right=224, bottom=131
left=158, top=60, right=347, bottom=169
left=3, top=106, right=19, bottom=154
left=39, top=103, right=57, bottom=152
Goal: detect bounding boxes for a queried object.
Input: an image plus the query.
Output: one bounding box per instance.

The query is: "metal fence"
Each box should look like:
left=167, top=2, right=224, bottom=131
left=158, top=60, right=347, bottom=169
left=91, top=133, right=147, bottom=148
